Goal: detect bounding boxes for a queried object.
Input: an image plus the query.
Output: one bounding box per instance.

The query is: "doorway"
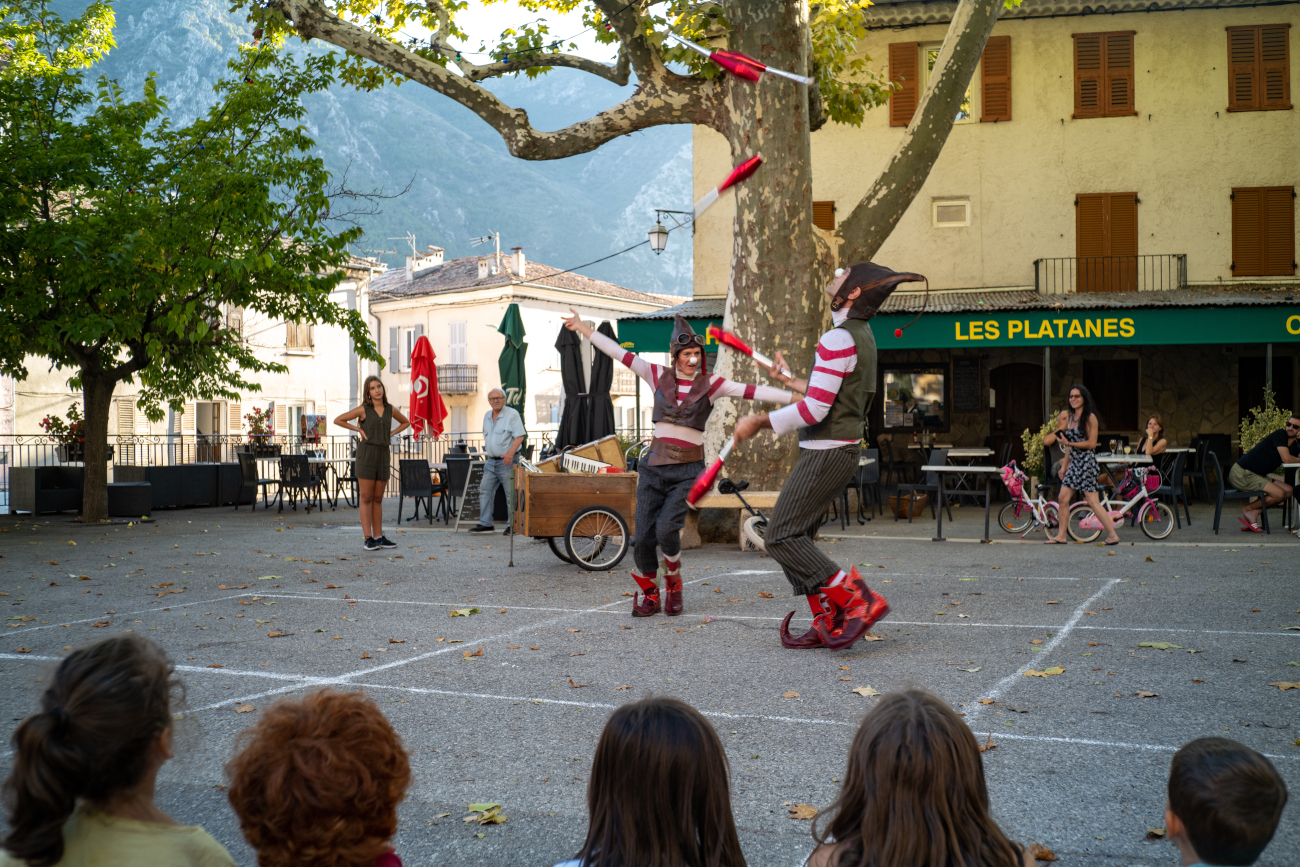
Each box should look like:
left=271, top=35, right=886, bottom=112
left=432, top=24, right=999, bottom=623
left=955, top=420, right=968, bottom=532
left=1238, top=355, right=1295, bottom=427
left=989, top=363, right=1044, bottom=465
left=195, top=401, right=225, bottom=462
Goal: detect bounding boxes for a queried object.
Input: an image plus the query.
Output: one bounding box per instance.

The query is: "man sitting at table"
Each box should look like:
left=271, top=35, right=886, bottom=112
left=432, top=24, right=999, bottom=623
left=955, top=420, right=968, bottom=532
left=1230, top=413, right=1300, bottom=533
left=469, top=389, right=526, bottom=536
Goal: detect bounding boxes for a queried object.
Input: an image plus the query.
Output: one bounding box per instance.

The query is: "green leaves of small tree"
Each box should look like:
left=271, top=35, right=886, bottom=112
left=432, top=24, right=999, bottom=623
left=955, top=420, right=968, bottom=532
left=1240, top=386, right=1292, bottom=456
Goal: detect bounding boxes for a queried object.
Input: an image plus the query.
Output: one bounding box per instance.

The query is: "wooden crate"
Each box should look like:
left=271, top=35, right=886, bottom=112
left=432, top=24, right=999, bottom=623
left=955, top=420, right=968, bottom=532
left=513, top=468, right=637, bottom=538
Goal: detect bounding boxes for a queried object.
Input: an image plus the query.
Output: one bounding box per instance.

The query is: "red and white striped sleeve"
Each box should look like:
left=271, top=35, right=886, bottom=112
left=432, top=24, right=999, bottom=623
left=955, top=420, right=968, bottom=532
left=768, top=329, right=858, bottom=437
left=589, top=328, right=658, bottom=387
left=706, top=376, right=793, bottom=405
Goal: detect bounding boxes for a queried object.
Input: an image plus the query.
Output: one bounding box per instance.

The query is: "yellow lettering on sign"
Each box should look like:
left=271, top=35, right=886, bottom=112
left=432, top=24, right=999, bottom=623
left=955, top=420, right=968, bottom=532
left=1067, top=319, right=1084, bottom=339
left=955, top=321, right=969, bottom=340
left=1009, top=320, right=1024, bottom=338
left=1288, top=315, right=1300, bottom=335
left=1086, top=319, right=1102, bottom=338
left=985, top=320, right=1000, bottom=340
left=1053, top=319, right=1068, bottom=337
left=1104, top=318, right=1118, bottom=337
left=1119, top=318, right=1135, bottom=338
left=970, top=321, right=983, bottom=339
left=1036, top=321, right=1055, bottom=339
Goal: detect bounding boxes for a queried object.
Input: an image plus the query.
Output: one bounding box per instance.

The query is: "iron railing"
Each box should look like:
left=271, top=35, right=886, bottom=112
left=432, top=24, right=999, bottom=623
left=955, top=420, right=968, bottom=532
left=1033, top=254, right=1187, bottom=295
left=440, top=364, right=477, bottom=394
left=611, top=368, right=638, bottom=396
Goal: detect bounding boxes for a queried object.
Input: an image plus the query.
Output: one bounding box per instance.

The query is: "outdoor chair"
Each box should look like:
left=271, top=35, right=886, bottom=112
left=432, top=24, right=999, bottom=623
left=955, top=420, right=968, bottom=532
left=1182, top=439, right=1212, bottom=503
left=444, top=455, right=474, bottom=520
left=236, top=452, right=277, bottom=512
left=333, top=459, right=359, bottom=508
left=858, top=448, right=883, bottom=520
left=1150, top=451, right=1191, bottom=528
left=397, top=459, right=435, bottom=525
left=894, top=448, right=953, bottom=523
left=277, top=455, right=322, bottom=513
left=1210, top=451, right=1271, bottom=534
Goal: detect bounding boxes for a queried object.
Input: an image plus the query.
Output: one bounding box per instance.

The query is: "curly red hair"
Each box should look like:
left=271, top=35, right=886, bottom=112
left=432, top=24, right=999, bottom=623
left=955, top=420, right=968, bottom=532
left=226, top=689, right=410, bottom=867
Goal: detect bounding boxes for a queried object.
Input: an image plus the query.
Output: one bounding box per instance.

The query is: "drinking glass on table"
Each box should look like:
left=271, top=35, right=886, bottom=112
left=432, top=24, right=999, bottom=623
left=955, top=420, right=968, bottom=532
left=1108, top=439, right=1117, bottom=454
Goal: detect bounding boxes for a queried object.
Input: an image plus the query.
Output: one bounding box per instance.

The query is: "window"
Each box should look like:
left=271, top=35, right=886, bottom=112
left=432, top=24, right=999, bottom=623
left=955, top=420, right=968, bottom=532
left=880, top=364, right=949, bottom=432
left=1227, top=25, right=1291, bottom=112
left=1073, top=32, right=1136, bottom=119
left=1082, top=360, right=1138, bottom=431
left=449, top=405, right=468, bottom=434
left=1076, top=192, right=1139, bottom=292
left=932, top=198, right=971, bottom=227
left=286, top=321, right=313, bottom=350
left=924, top=44, right=974, bottom=123
left=813, top=201, right=836, bottom=231
left=387, top=325, right=423, bottom=372
left=981, top=35, right=1012, bottom=122
left=1232, top=186, right=1296, bottom=277
left=449, top=320, right=467, bottom=365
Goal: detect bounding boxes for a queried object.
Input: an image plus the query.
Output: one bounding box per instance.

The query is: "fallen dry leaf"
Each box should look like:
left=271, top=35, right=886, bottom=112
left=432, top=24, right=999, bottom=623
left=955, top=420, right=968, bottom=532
left=93, top=621, right=110, bottom=628
left=360, top=653, right=371, bottom=659
left=1028, top=843, right=1057, bottom=862
left=569, top=679, right=587, bottom=688
left=1045, top=600, right=1060, bottom=604
left=14, top=647, right=30, bottom=654
left=450, top=608, right=478, bottom=617
left=463, top=648, right=484, bottom=658
left=759, top=591, right=773, bottom=598
left=568, top=628, right=581, bottom=633
left=862, top=632, right=884, bottom=642
left=787, top=804, right=818, bottom=820
left=1144, top=556, right=1155, bottom=562
left=614, top=685, right=630, bottom=690
left=388, top=638, right=406, bottom=644
left=1139, top=641, right=1181, bottom=650
left=207, top=663, right=224, bottom=669
left=1030, top=639, right=1043, bottom=645
left=979, top=698, right=996, bottom=705
left=234, top=704, right=255, bottom=713
left=1136, top=691, right=1159, bottom=698
left=1023, top=667, right=1065, bottom=677
left=1268, top=682, right=1300, bottom=690
left=851, top=686, right=882, bottom=698
left=1146, top=828, right=1167, bottom=840
left=267, top=631, right=291, bottom=638
left=782, top=690, right=800, bottom=698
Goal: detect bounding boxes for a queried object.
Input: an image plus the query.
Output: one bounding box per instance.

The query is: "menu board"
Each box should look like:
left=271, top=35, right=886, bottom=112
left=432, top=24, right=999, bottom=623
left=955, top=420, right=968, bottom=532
left=953, top=358, right=981, bottom=413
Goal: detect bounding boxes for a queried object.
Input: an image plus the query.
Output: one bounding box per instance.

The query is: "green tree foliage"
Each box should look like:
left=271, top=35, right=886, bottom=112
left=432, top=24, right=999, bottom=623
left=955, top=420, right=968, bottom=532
left=1240, top=386, right=1292, bottom=457
left=0, top=0, right=382, bottom=521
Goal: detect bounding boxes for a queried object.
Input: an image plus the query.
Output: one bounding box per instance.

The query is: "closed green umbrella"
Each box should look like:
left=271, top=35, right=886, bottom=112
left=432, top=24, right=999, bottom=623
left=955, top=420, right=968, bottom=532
left=497, top=303, right=528, bottom=424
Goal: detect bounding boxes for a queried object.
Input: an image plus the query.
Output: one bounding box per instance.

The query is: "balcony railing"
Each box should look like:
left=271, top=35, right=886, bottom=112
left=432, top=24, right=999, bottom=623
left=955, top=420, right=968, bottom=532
left=611, top=368, right=638, bottom=396
left=1033, top=254, right=1187, bottom=295
left=440, top=364, right=477, bottom=394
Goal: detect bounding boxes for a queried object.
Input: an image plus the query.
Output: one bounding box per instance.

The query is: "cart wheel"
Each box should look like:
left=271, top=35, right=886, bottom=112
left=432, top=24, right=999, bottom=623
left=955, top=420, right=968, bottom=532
left=564, top=506, right=629, bottom=571
left=741, top=515, right=767, bottom=551
left=546, top=537, right=573, bottom=563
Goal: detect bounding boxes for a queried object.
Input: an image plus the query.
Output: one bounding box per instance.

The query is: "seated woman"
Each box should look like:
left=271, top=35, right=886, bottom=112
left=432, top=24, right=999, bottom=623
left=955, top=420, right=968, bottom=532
left=1136, top=414, right=1168, bottom=458
left=1, top=636, right=235, bottom=867
left=226, top=689, right=410, bottom=867
left=554, top=696, right=745, bottom=867
left=807, top=689, right=1036, bottom=867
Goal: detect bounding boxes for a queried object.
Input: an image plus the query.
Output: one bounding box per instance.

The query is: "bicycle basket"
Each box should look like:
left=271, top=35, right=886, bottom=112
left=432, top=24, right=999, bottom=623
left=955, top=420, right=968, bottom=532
left=1141, top=467, right=1161, bottom=492
left=1000, top=462, right=1024, bottom=499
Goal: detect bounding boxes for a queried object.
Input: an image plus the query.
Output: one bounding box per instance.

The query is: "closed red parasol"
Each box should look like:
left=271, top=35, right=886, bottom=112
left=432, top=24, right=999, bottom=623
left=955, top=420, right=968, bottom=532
left=409, top=335, right=447, bottom=439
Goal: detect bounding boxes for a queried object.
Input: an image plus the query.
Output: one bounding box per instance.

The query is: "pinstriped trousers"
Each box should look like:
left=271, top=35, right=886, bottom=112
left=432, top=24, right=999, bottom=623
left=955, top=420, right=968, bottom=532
left=766, top=445, right=860, bottom=597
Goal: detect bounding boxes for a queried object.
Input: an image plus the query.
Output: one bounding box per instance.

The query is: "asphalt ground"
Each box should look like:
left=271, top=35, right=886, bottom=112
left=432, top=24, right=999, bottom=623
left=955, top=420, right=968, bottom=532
left=0, top=500, right=1297, bottom=867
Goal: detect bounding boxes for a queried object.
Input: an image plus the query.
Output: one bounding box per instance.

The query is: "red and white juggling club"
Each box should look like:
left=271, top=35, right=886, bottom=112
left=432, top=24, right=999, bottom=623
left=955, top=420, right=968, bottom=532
left=693, top=154, right=763, bottom=220
left=706, top=325, right=792, bottom=378
left=667, top=33, right=813, bottom=86
left=686, top=436, right=735, bottom=507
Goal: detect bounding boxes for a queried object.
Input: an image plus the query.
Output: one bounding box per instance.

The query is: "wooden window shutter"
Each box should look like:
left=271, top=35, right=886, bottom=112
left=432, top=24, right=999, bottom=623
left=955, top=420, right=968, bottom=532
left=1227, top=27, right=1260, bottom=110
left=812, top=201, right=836, bottom=231
left=116, top=399, right=135, bottom=436
left=181, top=402, right=195, bottom=434
left=1232, top=188, right=1264, bottom=276
left=228, top=400, right=242, bottom=433
left=889, top=42, right=919, bottom=127
left=1076, top=194, right=1106, bottom=258
left=1108, top=193, right=1139, bottom=258
left=1263, top=187, right=1296, bottom=276
left=981, top=36, right=1012, bottom=121
left=274, top=402, right=287, bottom=433
left=388, top=326, right=399, bottom=372
left=1261, top=24, right=1291, bottom=109
left=1074, top=35, right=1104, bottom=118
left=1104, top=32, right=1135, bottom=115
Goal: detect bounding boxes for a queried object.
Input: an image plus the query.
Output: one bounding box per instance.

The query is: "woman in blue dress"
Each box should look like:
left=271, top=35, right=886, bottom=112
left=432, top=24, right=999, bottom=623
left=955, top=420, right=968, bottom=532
left=1047, top=384, right=1121, bottom=545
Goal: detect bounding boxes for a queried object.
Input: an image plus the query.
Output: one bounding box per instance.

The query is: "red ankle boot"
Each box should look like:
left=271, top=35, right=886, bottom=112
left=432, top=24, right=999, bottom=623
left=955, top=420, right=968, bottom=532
left=662, top=562, right=683, bottom=616
left=816, top=568, right=890, bottom=650
left=630, top=571, right=660, bottom=617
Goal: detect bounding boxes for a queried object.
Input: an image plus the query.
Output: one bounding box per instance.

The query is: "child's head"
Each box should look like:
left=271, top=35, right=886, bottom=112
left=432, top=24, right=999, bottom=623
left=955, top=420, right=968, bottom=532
left=226, top=689, right=410, bottom=867
left=577, top=696, right=744, bottom=867
left=816, top=689, right=1023, bottom=867
left=1167, top=737, right=1287, bottom=865
left=3, top=636, right=179, bottom=866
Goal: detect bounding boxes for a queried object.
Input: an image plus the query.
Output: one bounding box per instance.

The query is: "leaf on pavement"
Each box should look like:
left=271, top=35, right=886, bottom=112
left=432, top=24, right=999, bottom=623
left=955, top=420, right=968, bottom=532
left=207, top=663, right=224, bottom=668
left=1023, top=667, right=1065, bottom=677
left=1268, top=682, right=1300, bottom=690
left=787, top=804, right=818, bottom=820
left=1136, top=691, right=1159, bottom=698
left=388, top=638, right=406, bottom=643
left=360, top=652, right=371, bottom=659
left=862, top=632, right=884, bottom=641
left=93, top=621, right=110, bottom=628
left=450, top=608, right=479, bottom=617
left=782, top=690, right=800, bottom=698
left=1138, top=641, right=1182, bottom=650
left=1028, top=843, right=1057, bottom=862
left=268, top=631, right=291, bottom=638
left=614, top=685, right=630, bottom=690
left=979, top=698, right=996, bottom=705
left=569, top=679, right=587, bottom=688
left=256, top=576, right=282, bottom=581
left=14, top=647, right=30, bottom=653
left=851, top=686, right=882, bottom=697
left=234, top=704, right=255, bottom=713
left=1144, top=556, right=1155, bottom=562
left=463, top=648, right=484, bottom=658
left=957, top=667, right=981, bottom=672
left=758, top=592, right=773, bottom=598
left=1145, top=828, right=1167, bottom=840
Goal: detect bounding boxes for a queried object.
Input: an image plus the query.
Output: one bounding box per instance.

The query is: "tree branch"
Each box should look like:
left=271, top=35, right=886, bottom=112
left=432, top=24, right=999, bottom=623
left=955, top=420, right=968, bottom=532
left=459, top=48, right=630, bottom=85
left=272, top=0, right=723, bottom=159
left=837, top=0, right=1003, bottom=262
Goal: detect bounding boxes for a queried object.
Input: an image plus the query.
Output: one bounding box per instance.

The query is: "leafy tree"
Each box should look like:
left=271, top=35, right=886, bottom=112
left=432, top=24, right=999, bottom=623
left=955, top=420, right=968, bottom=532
left=245, top=0, right=1011, bottom=485
left=1240, top=386, right=1292, bottom=457
left=0, top=0, right=382, bottom=522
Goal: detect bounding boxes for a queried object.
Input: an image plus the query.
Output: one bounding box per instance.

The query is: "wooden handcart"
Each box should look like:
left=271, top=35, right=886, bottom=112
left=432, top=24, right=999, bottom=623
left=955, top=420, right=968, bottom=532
left=512, top=436, right=637, bottom=571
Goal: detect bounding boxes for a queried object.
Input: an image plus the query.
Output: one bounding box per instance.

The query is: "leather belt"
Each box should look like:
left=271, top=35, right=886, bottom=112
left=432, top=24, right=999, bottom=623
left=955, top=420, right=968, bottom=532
left=646, top=438, right=704, bottom=467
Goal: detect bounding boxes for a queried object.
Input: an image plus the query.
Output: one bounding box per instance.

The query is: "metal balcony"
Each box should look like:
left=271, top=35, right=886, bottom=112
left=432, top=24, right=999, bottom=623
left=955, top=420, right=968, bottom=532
left=440, top=364, right=478, bottom=394
left=1033, top=254, right=1187, bottom=294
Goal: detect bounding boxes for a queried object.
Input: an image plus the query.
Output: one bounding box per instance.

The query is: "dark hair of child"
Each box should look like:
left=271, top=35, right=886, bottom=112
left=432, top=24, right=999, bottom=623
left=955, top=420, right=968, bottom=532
left=1168, top=737, right=1287, bottom=866
left=813, top=689, right=1026, bottom=867
left=226, top=688, right=411, bottom=867
left=574, top=696, right=746, bottom=867
left=2, top=636, right=179, bottom=867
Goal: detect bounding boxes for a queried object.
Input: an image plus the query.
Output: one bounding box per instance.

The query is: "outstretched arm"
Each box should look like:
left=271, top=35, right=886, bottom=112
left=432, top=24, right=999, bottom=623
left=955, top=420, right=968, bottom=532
left=564, top=307, right=656, bottom=385
left=767, top=330, right=858, bottom=436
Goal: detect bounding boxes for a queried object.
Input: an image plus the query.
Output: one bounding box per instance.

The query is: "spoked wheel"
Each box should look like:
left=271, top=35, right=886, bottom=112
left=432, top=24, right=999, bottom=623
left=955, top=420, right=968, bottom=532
left=742, top=515, right=768, bottom=551
left=1066, top=501, right=1103, bottom=543
left=564, top=506, right=630, bottom=571
left=546, top=537, right=573, bottom=563
left=1036, top=503, right=1061, bottom=540
left=998, top=501, right=1034, bottom=535
left=1139, top=501, right=1175, bottom=540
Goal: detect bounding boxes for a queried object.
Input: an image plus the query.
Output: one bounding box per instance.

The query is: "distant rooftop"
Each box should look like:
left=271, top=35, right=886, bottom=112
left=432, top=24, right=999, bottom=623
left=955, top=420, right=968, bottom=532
left=864, top=0, right=1279, bottom=27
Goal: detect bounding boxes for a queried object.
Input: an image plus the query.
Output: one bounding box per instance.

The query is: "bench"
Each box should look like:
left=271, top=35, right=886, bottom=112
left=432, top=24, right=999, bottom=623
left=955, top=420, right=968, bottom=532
left=682, top=490, right=781, bottom=550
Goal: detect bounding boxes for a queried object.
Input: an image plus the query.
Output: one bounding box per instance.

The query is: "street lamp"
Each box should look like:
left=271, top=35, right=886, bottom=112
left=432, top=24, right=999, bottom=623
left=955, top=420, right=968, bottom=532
left=649, top=209, right=693, bottom=255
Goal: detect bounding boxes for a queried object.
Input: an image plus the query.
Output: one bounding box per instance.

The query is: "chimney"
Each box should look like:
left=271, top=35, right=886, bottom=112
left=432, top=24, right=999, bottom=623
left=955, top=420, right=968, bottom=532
left=478, top=257, right=492, bottom=280
left=404, top=244, right=444, bottom=281
left=510, top=247, right=526, bottom=279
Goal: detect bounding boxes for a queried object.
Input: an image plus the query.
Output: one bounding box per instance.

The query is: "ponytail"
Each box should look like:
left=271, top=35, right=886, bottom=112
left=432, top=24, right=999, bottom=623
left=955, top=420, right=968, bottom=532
left=3, top=637, right=178, bottom=866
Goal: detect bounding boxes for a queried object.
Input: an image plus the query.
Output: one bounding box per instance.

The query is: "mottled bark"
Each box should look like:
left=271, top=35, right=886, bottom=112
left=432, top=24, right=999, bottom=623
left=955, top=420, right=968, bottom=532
left=838, top=0, right=1003, bottom=262
left=78, top=373, right=115, bottom=523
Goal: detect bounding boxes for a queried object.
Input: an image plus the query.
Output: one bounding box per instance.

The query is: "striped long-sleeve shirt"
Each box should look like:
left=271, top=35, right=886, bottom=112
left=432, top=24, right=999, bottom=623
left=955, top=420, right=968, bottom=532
left=768, top=322, right=859, bottom=450
left=589, top=329, right=793, bottom=447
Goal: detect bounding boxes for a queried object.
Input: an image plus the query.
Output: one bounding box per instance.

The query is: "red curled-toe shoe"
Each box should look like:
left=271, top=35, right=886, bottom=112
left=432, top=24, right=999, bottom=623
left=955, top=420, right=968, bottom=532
left=816, top=570, right=890, bottom=651
left=780, top=604, right=846, bottom=649
left=632, top=590, right=661, bottom=617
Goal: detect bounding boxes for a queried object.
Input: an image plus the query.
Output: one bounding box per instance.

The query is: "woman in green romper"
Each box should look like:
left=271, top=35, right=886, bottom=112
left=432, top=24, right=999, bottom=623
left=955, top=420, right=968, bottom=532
left=334, top=376, right=409, bottom=551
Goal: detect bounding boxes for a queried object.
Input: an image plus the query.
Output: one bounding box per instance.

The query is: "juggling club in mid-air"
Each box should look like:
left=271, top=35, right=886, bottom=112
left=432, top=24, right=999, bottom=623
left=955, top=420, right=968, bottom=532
left=706, top=325, right=793, bottom=379
left=686, top=436, right=735, bottom=508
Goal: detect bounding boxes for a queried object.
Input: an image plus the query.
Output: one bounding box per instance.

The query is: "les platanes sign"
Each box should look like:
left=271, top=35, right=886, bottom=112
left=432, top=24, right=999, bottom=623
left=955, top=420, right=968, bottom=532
left=955, top=316, right=1136, bottom=341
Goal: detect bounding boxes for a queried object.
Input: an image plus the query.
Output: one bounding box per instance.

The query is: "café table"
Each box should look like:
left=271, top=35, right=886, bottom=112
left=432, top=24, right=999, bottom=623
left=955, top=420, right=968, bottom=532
left=921, top=464, right=1001, bottom=543
left=308, top=457, right=355, bottom=509
left=943, top=448, right=995, bottom=495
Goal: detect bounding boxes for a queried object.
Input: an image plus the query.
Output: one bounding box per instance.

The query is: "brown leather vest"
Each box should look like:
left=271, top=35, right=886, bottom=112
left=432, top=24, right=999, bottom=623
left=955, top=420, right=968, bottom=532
left=651, top=366, right=713, bottom=431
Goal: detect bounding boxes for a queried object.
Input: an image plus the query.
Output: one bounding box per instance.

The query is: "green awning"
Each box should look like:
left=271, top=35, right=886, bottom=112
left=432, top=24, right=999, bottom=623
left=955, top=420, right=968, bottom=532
left=616, top=316, right=724, bottom=353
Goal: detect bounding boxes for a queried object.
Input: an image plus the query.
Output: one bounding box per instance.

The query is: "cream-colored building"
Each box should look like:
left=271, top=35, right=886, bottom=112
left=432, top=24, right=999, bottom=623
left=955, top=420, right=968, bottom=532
left=367, top=245, right=673, bottom=444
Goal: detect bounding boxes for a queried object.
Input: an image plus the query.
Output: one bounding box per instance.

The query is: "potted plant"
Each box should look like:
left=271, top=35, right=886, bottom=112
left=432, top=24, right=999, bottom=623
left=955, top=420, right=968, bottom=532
left=40, top=404, right=114, bottom=463
left=1020, top=419, right=1056, bottom=492
left=244, top=406, right=280, bottom=458
left=1240, top=386, right=1291, bottom=457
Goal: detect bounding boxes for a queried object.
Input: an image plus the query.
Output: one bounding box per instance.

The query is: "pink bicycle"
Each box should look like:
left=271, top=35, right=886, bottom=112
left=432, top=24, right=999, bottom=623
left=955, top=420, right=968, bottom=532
left=997, top=462, right=1061, bottom=540
left=1067, top=466, right=1175, bottom=541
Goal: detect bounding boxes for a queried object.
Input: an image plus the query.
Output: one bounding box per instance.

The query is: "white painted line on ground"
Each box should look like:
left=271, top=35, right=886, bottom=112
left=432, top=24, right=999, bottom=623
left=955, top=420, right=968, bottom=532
left=4, top=593, right=260, bottom=634
left=258, top=593, right=636, bottom=615
left=964, top=578, right=1122, bottom=725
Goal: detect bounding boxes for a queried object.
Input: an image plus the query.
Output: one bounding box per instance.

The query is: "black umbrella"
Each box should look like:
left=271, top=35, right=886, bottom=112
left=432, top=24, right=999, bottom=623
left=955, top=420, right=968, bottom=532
left=554, top=326, right=588, bottom=449
left=585, top=322, right=618, bottom=442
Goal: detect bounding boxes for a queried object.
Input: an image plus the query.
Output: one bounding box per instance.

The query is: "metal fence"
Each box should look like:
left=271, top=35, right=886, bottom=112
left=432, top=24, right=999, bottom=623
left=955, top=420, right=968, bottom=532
left=1033, top=254, right=1187, bottom=295
left=439, top=364, right=478, bottom=394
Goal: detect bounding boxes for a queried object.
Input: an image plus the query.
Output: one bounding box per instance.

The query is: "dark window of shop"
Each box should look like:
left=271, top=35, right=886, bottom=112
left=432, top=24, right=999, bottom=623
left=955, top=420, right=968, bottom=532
left=880, top=363, right=950, bottom=432
left=1076, top=192, right=1139, bottom=291
left=1232, top=187, right=1296, bottom=277
left=1238, top=356, right=1295, bottom=426
left=1227, top=25, right=1291, bottom=112
left=1073, top=32, right=1136, bottom=119
left=1082, top=360, right=1138, bottom=431
left=813, top=201, right=836, bottom=231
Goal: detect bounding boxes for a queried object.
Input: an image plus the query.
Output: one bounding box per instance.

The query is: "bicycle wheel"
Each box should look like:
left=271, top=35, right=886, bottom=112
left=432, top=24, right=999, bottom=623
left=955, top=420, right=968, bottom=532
left=1037, top=503, right=1060, bottom=540
left=742, top=515, right=767, bottom=551
left=998, top=500, right=1034, bottom=535
left=564, top=506, right=630, bottom=571
left=546, top=537, right=573, bottom=563
left=1066, top=501, right=1103, bottom=543
left=1139, top=501, right=1175, bottom=540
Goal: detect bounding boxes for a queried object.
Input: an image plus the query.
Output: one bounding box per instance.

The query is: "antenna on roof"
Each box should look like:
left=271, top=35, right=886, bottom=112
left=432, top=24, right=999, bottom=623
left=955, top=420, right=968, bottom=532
left=386, top=232, right=418, bottom=257
left=471, top=230, right=502, bottom=270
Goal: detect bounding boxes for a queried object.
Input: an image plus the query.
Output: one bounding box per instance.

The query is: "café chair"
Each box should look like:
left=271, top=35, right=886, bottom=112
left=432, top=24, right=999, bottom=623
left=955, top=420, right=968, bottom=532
left=277, top=455, right=321, bottom=513
left=397, top=459, right=434, bottom=525
left=236, top=452, right=277, bottom=512
left=894, top=448, right=952, bottom=523
left=1210, top=451, right=1271, bottom=534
